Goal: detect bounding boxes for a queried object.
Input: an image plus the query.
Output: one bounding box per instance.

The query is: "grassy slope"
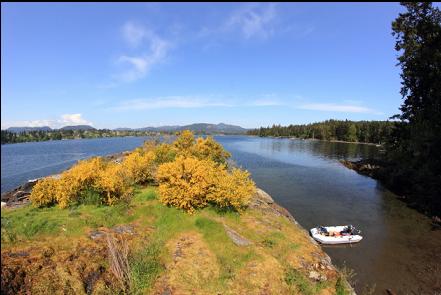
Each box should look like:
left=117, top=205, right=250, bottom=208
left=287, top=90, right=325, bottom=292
left=1, top=187, right=351, bottom=295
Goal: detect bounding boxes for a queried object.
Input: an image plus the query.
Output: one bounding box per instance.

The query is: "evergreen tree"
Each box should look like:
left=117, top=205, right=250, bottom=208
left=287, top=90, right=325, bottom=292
left=386, top=2, right=441, bottom=213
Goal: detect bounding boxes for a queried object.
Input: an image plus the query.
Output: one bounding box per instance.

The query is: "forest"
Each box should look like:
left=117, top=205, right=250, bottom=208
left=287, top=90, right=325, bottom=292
left=247, top=120, right=394, bottom=144
left=0, top=129, right=157, bottom=144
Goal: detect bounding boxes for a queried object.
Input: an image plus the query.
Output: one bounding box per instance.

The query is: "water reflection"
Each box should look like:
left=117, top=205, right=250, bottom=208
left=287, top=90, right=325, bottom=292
left=216, top=136, right=440, bottom=294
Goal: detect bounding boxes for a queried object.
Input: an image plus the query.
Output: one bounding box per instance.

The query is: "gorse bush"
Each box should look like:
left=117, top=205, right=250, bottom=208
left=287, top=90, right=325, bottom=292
left=30, top=130, right=255, bottom=212
left=122, top=149, right=156, bottom=185
left=208, top=168, right=255, bottom=210
left=29, top=177, right=59, bottom=207
left=56, top=157, right=105, bottom=208
left=153, top=143, right=176, bottom=165
left=193, top=136, right=231, bottom=164
left=95, top=162, right=133, bottom=205
left=30, top=157, right=133, bottom=208
left=156, top=156, right=217, bottom=212
left=156, top=155, right=255, bottom=213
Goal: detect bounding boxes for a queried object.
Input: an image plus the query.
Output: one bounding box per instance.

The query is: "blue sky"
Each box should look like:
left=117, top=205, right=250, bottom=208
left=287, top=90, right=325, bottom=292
left=1, top=3, right=408, bottom=129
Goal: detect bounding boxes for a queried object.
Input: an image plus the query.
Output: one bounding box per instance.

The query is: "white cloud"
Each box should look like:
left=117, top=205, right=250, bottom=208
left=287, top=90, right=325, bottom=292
left=224, top=3, right=277, bottom=39
left=111, top=96, right=233, bottom=111
left=109, top=95, right=288, bottom=111
left=60, top=113, right=92, bottom=126
left=114, top=22, right=171, bottom=83
left=3, top=114, right=93, bottom=129
left=298, top=103, right=381, bottom=114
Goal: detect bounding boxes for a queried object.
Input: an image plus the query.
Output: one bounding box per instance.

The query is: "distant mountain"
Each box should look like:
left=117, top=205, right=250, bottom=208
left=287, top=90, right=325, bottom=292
left=136, top=125, right=181, bottom=132
left=4, top=123, right=246, bottom=134
left=59, top=125, right=96, bottom=131
left=136, top=123, right=247, bottom=134
left=6, top=126, right=52, bottom=133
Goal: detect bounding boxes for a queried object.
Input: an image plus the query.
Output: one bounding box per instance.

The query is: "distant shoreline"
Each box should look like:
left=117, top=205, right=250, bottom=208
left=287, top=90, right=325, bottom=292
left=2, top=134, right=383, bottom=147
left=250, top=135, right=383, bottom=146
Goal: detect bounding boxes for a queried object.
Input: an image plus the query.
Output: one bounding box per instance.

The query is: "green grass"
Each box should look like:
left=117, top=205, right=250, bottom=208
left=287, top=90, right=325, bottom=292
left=285, top=267, right=328, bottom=295
left=1, top=195, right=139, bottom=246
left=129, top=239, right=164, bottom=295
left=195, top=216, right=256, bottom=284
left=2, top=186, right=344, bottom=294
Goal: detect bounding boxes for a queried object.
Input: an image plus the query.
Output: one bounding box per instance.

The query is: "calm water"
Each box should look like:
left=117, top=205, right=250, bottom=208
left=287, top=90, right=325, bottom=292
left=1, top=136, right=440, bottom=294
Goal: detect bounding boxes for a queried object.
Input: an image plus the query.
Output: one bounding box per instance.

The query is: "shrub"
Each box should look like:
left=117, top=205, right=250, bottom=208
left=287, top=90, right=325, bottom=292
left=153, top=143, right=176, bottom=164
left=156, top=156, right=215, bottom=213
left=173, top=130, right=196, bottom=156
left=156, top=156, right=255, bottom=213
left=193, top=136, right=231, bottom=164
left=207, top=168, right=255, bottom=211
left=123, top=150, right=156, bottom=185
left=56, top=173, right=82, bottom=208
left=95, top=162, right=133, bottom=205
left=56, top=157, right=106, bottom=208
left=29, top=177, right=59, bottom=207
left=30, top=156, right=132, bottom=208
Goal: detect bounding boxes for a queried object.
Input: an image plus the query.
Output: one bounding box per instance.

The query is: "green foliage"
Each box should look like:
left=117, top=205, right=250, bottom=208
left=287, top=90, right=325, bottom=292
left=284, top=267, right=327, bottom=295
left=0, top=129, right=158, bottom=144
left=384, top=2, right=441, bottom=215
left=78, top=188, right=102, bottom=205
left=248, top=120, right=394, bottom=144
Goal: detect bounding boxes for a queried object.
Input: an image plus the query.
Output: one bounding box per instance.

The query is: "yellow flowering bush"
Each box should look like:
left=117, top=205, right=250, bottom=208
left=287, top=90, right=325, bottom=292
left=29, top=177, right=59, bottom=207
left=30, top=129, right=254, bottom=211
left=156, top=155, right=256, bottom=213
left=95, top=162, right=133, bottom=205
left=193, top=136, right=231, bottom=164
left=207, top=168, right=256, bottom=210
left=122, top=150, right=156, bottom=184
left=30, top=157, right=132, bottom=208
left=173, top=130, right=196, bottom=156
left=156, top=156, right=215, bottom=212
left=154, top=143, right=176, bottom=164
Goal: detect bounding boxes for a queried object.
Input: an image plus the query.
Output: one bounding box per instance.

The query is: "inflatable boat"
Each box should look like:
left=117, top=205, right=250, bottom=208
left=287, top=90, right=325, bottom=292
left=310, top=225, right=362, bottom=245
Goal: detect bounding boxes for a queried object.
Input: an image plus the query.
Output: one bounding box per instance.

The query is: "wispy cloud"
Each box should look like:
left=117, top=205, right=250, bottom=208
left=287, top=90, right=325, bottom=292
left=108, top=94, right=382, bottom=115
left=198, top=3, right=279, bottom=42
left=122, top=22, right=148, bottom=47
left=111, top=96, right=233, bottom=111
left=113, top=22, right=171, bottom=83
left=110, top=95, right=285, bottom=111
left=225, top=3, right=277, bottom=39
left=298, top=103, right=381, bottom=114
left=3, top=114, right=94, bottom=129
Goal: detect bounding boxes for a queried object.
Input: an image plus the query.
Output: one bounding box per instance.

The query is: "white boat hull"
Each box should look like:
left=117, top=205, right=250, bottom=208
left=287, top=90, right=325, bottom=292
left=310, top=226, right=363, bottom=245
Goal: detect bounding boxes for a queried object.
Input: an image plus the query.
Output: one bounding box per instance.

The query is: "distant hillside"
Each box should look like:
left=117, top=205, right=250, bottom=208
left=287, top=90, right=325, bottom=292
left=5, top=125, right=96, bottom=133
left=59, top=125, right=96, bottom=131
left=6, top=126, right=52, bottom=133
left=136, top=123, right=247, bottom=134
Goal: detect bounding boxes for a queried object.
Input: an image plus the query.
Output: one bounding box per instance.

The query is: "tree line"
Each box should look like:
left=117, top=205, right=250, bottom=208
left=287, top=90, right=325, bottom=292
left=0, top=129, right=158, bottom=144
left=247, top=120, right=394, bottom=144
